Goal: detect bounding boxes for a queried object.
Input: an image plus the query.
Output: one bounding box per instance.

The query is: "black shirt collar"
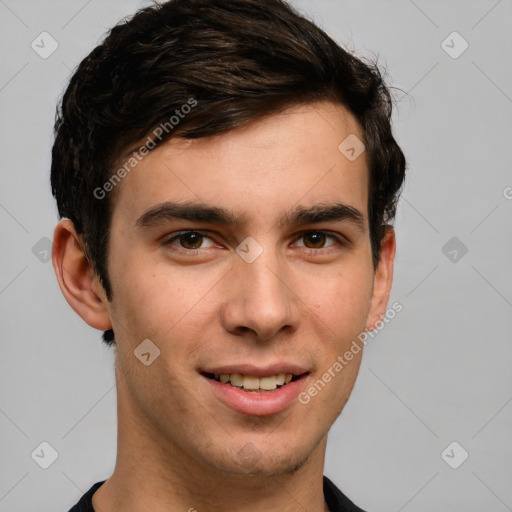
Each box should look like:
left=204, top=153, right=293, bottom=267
left=68, top=476, right=367, bottom=512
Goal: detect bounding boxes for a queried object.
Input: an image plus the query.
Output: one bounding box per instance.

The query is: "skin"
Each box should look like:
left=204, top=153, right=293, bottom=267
left=53, top=101, right=395, bottom=512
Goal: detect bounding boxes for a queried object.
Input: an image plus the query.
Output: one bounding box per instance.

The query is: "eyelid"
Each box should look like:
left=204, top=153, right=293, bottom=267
left=163, top=229, right=350, bottom=253
left=295, top=230, right=351, bottom=247
left=163, top=230, right=218, bottom=251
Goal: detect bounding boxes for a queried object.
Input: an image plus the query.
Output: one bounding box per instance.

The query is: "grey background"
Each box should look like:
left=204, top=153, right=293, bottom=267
left=1, top=0, right=511, bottom=510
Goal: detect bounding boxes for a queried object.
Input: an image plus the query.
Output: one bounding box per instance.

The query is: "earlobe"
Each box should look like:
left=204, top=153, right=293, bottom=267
left=366, top=226, right=396, bottom=332
left=52, top=219, right=113, bottom=331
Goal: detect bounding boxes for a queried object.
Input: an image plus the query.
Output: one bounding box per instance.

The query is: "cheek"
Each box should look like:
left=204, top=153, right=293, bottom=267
left=108, top=255, right=221, bottom=346
left=307, top=265, right=374, bottom=335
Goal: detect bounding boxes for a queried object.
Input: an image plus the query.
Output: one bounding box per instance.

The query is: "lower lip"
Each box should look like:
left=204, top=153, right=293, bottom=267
left=203, top=375, right=308, bottom=416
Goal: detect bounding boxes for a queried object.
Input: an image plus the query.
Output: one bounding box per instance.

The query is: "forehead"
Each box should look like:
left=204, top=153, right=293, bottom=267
left=111, top=101, right=369, bottom=229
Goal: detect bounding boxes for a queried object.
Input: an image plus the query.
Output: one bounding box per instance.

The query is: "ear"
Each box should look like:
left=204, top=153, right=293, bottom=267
left=52, top=219, right=113, bottom=331
left=366, top=226, right=396, bottom=331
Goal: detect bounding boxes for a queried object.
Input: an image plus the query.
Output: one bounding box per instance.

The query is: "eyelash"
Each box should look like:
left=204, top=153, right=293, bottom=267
left=162, top=230, right=349, bottom=256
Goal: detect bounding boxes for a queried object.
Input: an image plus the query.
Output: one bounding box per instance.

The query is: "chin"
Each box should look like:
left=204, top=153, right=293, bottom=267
left=204, top=440, right=314, bottom=478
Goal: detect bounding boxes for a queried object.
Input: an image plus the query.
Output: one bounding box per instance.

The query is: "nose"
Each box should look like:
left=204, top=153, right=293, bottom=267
left=220, top=245, right=300, bottom=342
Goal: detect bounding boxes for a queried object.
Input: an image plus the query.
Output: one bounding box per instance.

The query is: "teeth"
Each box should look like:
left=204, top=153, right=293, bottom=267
left=215, top=372, right=295, bottom=390
left=242, top=375, right=260, bottom=390
left=230, top=373, right=243, bottom=387
left=259, top=375, right=277, bottom=390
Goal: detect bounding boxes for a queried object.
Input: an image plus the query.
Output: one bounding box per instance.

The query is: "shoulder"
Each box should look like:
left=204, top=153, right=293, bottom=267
left=323, top=475, right=368, bottom=512
left=67, top=480, right=106, bottom=512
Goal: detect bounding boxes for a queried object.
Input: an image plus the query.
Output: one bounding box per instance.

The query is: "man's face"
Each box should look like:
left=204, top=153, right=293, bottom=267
left=103, top=101, right=390, bottom=476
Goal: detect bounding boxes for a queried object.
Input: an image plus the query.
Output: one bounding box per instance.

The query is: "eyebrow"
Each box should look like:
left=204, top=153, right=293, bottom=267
left=136, top=201, right=365, bottom=231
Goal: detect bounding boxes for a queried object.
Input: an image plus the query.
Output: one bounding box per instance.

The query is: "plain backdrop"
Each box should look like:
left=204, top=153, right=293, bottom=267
left=1, top=1, right=511, bottom=510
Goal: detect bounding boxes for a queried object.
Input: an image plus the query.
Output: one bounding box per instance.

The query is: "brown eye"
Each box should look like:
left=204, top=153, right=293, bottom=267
left=302, top=231, right=327, bottom=249
left=164, top=231, right=217, bottom=252
left=294, top=230, right=347, bottom=253
left=177, top=232, right=204, bottom=249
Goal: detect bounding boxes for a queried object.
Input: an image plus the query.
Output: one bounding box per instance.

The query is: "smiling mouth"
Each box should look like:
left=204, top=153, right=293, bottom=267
left=202, top=372, right=307, bottom=392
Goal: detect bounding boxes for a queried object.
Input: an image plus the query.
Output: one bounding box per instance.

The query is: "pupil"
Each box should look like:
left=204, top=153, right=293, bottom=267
left=305, top=232, right=325, bottom=248
left=182, top=232, right=202, bottom=249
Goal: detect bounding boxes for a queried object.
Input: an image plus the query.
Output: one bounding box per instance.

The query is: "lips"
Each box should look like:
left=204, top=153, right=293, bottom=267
left=200, top=364, right=310, bottom=416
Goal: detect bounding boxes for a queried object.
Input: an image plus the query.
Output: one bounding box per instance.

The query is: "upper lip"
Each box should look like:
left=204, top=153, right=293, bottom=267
left=201, top=363, right=310, bottom=377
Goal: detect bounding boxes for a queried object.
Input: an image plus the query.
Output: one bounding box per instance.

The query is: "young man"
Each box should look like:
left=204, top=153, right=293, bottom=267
left=51, top=0, right=406, bottom=510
